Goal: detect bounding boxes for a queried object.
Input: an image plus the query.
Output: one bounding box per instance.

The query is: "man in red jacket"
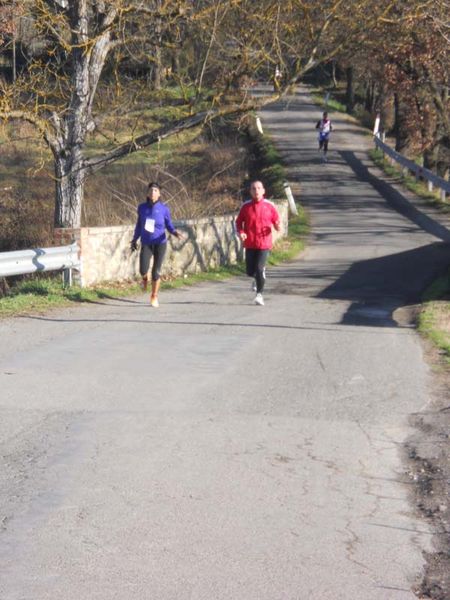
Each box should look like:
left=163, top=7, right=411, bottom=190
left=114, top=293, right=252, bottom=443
left=236, top=180, right=281, bottom=306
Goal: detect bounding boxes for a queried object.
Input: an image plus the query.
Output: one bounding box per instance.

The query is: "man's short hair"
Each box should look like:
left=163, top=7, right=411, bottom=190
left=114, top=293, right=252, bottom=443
left=148, top=181, right=161, bottom=190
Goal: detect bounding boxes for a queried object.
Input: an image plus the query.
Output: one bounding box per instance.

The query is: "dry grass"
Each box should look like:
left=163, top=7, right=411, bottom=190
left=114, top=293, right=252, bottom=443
left=437, top=302, right=450, bottom=332
left=419, top=301, right=450, bottom=362
left=0, top=119, right=249, bottom=250
left=430, top=300, right=450, bottom=342
left=0, top=122, right=54, bottom=250
left=83, top=134, right=247, bottom=225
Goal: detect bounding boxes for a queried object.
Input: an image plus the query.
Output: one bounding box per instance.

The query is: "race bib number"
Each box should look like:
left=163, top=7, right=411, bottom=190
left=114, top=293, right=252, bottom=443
left=144, top=218, right=155, bottom=233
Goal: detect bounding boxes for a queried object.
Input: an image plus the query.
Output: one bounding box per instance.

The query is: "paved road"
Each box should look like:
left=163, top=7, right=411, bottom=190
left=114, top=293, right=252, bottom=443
left=1, top=88, right=450, bottom=600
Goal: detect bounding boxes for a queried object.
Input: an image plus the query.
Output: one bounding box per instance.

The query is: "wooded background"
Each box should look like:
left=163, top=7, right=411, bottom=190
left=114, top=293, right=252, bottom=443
left=0, top=1, right=448, bottom=247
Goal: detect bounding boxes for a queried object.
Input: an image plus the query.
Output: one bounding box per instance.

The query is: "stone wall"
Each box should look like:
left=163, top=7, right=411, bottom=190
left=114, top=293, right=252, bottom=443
left=54, top=201, right=289, bottom=287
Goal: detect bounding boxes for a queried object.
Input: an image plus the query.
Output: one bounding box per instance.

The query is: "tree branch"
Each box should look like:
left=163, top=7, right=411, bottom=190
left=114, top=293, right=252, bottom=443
left=83, top=97, right=276, bottom=176
left=0, top=109, right=60, bottom=153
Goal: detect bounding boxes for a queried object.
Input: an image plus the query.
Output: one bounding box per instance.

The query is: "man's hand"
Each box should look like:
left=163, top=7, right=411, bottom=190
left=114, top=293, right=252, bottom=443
left=274, top=221, right=281, bottom=232
left=239, top=232, right=247, bottom=242
left=130, top=240, right=138, bottom=252
left=174, top=230, right=187, bottom=240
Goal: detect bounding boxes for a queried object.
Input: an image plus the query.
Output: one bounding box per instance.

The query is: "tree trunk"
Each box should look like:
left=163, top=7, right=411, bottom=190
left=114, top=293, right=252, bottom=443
left=49, top=3, right=115, bottom=229
left=436, top=138, right=449, bottom=178
left=153, top=44, right=162, bottom=90
left=346, top=66, right=354, bottom=113
left=416, top=98, right=438, bottom=172
left=380, top=87, right=395, bottom=133
left=171, top=50, right=179, bottom=76
left=365, top=80, right=378, bottom=112
left=152, top=0, right=163, bottom=91
left=364, top=80, right=371, bottom=111
left=54, top=149, right=85, bottom=229
left=331, top=61, right=338, bottom=88
left=437, top=163, right=449, bottom=180
left=393, top=92, right=410, bottom=153
left=423, top=146, right=438, bottom=171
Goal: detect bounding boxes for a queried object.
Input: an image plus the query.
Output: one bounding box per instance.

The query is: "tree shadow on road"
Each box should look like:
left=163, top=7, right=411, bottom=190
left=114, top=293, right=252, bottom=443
left=317, top=242, right=450, bottom=327
left=271, top=148, right=450, bottom=327
left=315, top=151, right=450, bottom=327
left=21, top=313, right=410, bottom=336
left=340, top=150, right=450, bottom=243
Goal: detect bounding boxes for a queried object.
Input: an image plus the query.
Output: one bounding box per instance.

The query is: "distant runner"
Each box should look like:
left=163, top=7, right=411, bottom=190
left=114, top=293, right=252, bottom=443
left=315, top=111, right=333, bottom=162
left=131, top=182, right=184, bottom=308
left=273, top=66, right=282, bottom=92
left=236, top=180, right=281, bottom=306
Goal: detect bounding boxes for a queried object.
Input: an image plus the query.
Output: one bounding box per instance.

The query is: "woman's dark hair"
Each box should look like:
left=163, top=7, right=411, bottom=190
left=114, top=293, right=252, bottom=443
left=148, top=181, right=161, bottom=190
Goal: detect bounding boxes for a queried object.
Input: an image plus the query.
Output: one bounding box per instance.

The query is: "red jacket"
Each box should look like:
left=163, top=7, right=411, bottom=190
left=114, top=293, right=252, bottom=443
left=236, top=198, right=280, bottom=250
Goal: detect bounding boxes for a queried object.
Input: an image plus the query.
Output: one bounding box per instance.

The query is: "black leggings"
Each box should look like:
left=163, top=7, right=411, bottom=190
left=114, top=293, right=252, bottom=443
left=139, top=243, right=167, bottom=281
left=245, top=249, right=269, bottom=293
left=319, top=136, right=329, bottom=153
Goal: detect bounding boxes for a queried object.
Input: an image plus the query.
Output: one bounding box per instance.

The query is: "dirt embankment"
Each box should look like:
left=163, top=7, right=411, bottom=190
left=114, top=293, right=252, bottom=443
left=407, top=334, right=450, bottom=600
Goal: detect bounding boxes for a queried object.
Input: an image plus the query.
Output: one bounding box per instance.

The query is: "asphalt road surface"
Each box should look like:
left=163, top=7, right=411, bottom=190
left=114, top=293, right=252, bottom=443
left=1, top=87, right=449, bottom=600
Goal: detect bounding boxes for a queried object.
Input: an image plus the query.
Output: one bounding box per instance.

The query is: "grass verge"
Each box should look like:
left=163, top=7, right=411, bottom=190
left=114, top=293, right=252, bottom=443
left=418, top=268, right=450, bottom=363
left=270, top=205, right=308, bottom=264
left=311, top=92, right=347, bottom=114
left=0, top=278, right=141, bottom=318
left=247, top=117, right=287, bottom=198
left=369, top=148, right=448, bottom=209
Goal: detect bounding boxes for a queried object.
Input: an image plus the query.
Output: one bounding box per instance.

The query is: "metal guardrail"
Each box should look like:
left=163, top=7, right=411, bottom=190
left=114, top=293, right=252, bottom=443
left=374, top=135, right=450, bottom=202
left=0, top=243, right=80, bottom=285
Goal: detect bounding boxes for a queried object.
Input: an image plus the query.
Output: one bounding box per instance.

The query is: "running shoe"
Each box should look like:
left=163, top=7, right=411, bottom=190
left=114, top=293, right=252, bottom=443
left=254, top=293, right=264, bottom=306
left=150, top=296, right=159, bottom=308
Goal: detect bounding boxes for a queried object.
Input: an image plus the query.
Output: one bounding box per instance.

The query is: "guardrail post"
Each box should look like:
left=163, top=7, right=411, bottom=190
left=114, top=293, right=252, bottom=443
left=283, top=183, right=298, bottom=215
left=373, top=113, right=380, bottom=136
left=255, top=116, right=264, bottom=134
left=62, top=268, right=73, bottom=288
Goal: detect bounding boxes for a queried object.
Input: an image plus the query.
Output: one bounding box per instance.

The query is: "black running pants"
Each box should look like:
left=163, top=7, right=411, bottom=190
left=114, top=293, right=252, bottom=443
left=245, top=248, right=269, bottom=293
left=139, top=243, right=167, bottom=281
